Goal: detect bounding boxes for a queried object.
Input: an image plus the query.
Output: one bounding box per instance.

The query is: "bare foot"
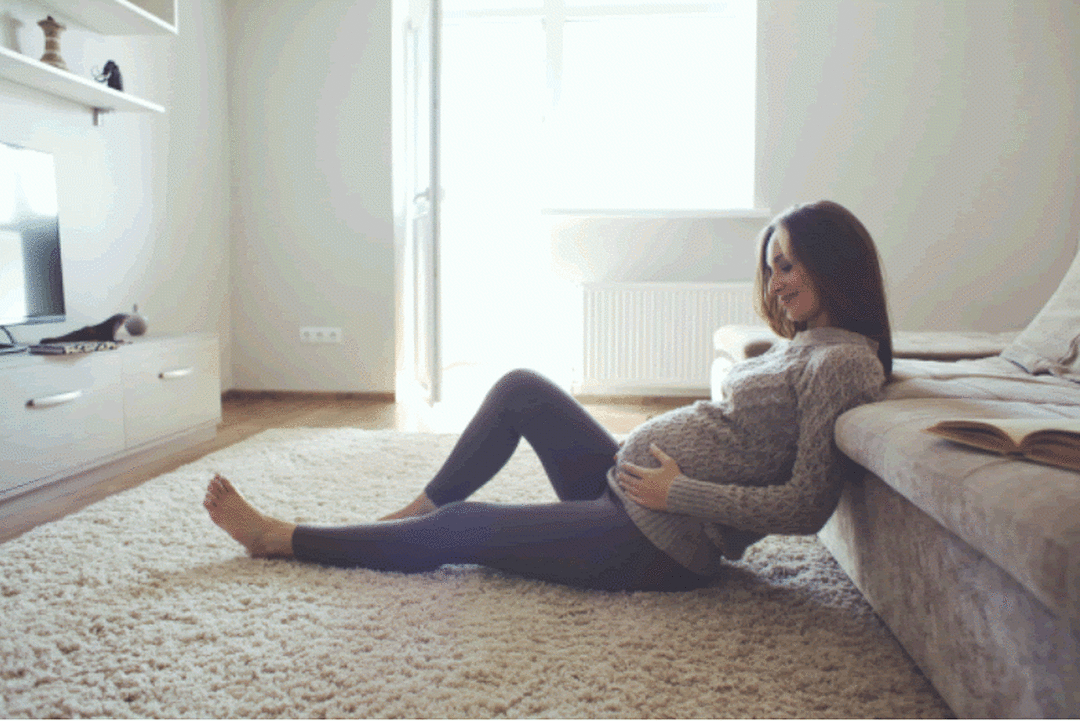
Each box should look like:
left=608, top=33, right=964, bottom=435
left=203, top=474, right=296, bottom=558
left=379, top=491, right=437, bottom=521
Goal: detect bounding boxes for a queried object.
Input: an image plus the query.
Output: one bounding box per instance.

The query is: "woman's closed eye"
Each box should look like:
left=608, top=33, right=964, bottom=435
left=767, top=262, right=793, bottom=278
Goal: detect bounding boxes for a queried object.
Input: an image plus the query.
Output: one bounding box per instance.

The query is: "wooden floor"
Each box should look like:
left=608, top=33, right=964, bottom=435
left=0, top=392, right=692, bottom=545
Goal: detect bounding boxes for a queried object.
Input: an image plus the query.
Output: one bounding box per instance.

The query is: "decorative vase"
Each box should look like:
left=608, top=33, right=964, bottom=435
left=38, top=16, right=68, bottom=71
left=125, top=305, right=148, bottom=336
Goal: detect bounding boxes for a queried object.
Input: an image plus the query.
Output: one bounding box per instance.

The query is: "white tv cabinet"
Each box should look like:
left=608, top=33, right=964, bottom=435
left=0, top=333, right=220, bottom=501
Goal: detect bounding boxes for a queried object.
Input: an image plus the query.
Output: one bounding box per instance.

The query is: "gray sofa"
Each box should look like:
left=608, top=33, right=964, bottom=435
left=712, top=254, right=1080, bottom=718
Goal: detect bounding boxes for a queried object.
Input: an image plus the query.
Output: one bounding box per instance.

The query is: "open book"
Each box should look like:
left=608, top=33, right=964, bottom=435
left=926, top=418, right=1080, bottom=472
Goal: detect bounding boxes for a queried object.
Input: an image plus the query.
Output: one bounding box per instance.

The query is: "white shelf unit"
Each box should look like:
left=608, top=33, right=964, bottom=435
left=0, top=46, right=164, bottom=113
left=0, top=0, right=174, bottom=118
left=36, top=0, right=178, bottom=35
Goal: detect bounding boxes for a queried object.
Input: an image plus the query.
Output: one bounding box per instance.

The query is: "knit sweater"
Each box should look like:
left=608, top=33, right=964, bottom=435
left=607, top=326, right=886, bottom=576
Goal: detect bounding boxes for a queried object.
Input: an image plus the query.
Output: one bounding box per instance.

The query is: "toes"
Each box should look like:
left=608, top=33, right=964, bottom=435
left=209, top=474, right=235, bottom=495
left=205, top=475, right=228, bottom=508
left=207, top=475, right=230, bottom=495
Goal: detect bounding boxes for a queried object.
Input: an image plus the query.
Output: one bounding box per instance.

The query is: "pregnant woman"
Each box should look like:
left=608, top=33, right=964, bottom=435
left=205, top=200, right=892, bottom=592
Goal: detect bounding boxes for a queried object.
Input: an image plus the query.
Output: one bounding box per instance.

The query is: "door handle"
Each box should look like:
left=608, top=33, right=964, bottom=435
left=27, top=389, right=84, bottom=408
left=159, top=367, right=194, bottom=380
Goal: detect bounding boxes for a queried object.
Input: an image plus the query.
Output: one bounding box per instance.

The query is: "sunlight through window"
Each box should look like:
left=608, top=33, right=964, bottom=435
left=443, top=0, right=757, bottom=212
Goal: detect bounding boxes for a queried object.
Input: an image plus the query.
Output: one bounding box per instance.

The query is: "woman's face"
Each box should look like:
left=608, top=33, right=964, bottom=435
left=765, top=224, right=832, bottom=329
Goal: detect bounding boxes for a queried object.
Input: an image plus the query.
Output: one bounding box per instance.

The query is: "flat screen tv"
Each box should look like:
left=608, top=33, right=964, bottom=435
left=0, top=141, right=66, bottom=354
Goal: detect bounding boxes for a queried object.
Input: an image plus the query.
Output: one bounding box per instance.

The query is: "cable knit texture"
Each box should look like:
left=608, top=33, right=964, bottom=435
left=608, top=327, right=885, bottom=575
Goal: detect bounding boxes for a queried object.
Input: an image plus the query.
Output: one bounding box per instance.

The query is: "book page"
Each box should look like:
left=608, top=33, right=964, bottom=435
left=927, top=418, right=1080, bottom=470
left=931, top=418, right=1080, bottom=445
left=927, top=421, right=1015, bottom=453
left=1020, top=438, right=1080, bottom=472
left=989, top=418, right=1080, bottom=445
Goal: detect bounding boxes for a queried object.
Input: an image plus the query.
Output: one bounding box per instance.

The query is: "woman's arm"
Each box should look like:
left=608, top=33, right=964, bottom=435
left=656, top=348, right=884, bottom=535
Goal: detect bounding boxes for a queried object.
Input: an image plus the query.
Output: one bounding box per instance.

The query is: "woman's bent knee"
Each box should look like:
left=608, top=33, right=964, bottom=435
left=487, top=368, right=557, bottom=405
left=496, top=368, right=548, bottom=390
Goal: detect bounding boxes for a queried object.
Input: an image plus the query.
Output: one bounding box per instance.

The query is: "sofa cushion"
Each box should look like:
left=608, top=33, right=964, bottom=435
left=890, top=330, right=1018, bottom=360
left=887, top=357, right=1080, bottom=403
left=836, top=397, right=1080, bottom=623
left=1002, top=247, right=1080, bottom=381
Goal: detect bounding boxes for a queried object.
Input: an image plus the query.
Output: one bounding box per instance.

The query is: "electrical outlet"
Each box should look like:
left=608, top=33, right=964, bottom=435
left=300, top=326, right=344, bottom=343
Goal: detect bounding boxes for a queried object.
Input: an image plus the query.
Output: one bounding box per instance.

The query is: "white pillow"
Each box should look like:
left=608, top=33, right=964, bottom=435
left=1001, top=245, right=1080, bottom=381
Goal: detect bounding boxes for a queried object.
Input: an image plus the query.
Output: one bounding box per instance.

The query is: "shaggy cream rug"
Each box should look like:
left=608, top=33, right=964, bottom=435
left=1, top=429, right=952, bottom=719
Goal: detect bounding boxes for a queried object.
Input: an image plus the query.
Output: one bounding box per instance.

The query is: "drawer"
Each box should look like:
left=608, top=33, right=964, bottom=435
left=123, top=336, right=221, bottom=448
left=0, top=353, right=125, bottom=494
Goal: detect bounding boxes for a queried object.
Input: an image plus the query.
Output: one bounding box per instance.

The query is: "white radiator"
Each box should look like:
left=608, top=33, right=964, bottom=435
left=576, top=282, right=762, bottom=396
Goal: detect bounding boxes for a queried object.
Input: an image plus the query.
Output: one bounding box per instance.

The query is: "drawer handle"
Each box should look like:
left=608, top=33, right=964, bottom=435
left=27, top=390, right=84, bottom=408
left=159, top=367, right=194, bottom=380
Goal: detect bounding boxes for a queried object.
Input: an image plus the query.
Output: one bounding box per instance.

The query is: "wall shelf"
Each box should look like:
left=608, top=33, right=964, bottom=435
left=35, top=0, right=178, bottom=35
left=0, top=46, right=164, bottom=114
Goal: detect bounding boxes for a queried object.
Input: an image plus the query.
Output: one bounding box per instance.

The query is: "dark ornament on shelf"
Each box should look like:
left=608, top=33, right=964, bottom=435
left=41, top=314, right=130, bottom=344
left=38, top=16, right=68, bottom=71
left=93, top=60, right=123, bottom=91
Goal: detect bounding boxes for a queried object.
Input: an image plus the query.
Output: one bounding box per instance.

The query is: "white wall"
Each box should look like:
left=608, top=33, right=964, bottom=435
left=3, top=0, right=1076, bottom=397
left=0, top=0, right=233, bottom=383
left=1, top=0, right=397, bottom=396
left=227, top=0, right=395, bottom=393
left=552, top=0, right=1080, bottom=333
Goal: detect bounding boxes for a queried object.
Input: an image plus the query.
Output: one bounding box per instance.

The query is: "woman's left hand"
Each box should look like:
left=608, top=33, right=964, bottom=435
left=616, top=444, right=681, bottom=511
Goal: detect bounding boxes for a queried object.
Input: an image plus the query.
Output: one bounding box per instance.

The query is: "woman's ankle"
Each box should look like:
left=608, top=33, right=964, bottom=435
left=380, top=492, right=437, bottom=521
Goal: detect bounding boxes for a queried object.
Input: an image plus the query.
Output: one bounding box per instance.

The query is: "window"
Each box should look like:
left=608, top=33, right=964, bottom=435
left=443, top=0, right=757, bottom=212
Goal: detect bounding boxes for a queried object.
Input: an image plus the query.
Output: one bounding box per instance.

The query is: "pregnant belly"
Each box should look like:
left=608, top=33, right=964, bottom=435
left=617, top=405, right=793, bottom=487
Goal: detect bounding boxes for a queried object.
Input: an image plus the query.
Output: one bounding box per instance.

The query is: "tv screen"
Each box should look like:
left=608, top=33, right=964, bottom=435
left=0, top=141, right=66, bottom=331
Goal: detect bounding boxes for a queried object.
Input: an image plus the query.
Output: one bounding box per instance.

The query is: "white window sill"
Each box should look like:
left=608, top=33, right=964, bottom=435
left=540, top=208, right=773, bottom=219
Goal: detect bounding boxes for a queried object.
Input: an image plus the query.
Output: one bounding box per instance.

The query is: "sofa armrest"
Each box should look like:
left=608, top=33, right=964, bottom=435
left=892, top=330, right=1019, bottom=361
left=713, top=326, right=1020, bottom=364
left=713, top=324, right=781, bottom=362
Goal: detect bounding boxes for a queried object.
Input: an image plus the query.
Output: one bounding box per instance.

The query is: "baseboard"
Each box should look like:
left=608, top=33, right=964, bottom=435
left=222, top=389, right=396, bottom=403
left=221, top=388, right=697, bottom=407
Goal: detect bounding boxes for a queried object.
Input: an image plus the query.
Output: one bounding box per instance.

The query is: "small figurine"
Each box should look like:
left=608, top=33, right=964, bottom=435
left=93, top=61, right=123, bottom=91
left=38, top=16, right=68, bottom=71
left=125, top=304, right=148, bottom=336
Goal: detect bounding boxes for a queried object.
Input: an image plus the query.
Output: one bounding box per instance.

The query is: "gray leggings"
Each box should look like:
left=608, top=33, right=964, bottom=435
left=292, top=369, right=711, bottom=591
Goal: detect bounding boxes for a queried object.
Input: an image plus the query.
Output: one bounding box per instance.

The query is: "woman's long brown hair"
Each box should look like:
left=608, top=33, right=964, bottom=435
left=753, top=201, right=893, bottom=377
